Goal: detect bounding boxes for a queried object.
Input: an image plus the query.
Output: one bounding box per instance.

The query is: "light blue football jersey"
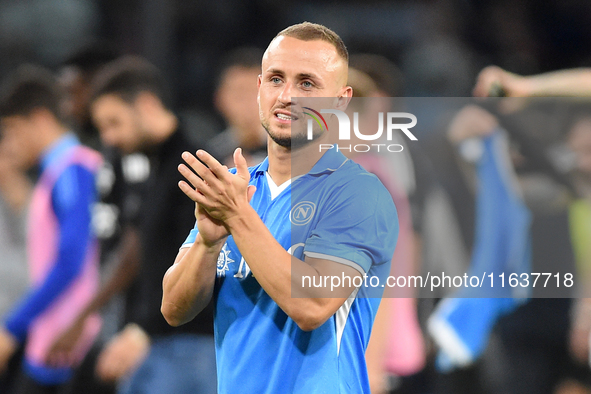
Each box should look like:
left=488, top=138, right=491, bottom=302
left=182, top=148, right=398, bottom=393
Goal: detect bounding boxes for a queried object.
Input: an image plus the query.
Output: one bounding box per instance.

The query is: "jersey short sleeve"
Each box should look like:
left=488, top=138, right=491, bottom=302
left=181, top=224, right=198, bottom=248
left=303, top=172, right=398, bottom=274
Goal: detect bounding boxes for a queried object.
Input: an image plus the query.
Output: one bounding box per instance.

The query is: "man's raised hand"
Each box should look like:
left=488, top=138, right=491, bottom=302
left=178, top=148, right=256, bottom=245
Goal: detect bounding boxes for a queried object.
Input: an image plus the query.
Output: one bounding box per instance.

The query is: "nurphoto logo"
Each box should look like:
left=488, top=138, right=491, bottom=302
left=305, top=108, right=417, bottom=153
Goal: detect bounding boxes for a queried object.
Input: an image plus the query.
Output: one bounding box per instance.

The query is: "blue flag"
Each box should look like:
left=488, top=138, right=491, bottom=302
left=428, top=130, right=531, bottom=371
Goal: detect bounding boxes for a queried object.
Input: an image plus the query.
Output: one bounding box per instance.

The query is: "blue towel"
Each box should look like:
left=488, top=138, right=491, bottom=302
left=428, top=130, right=531, bottom=371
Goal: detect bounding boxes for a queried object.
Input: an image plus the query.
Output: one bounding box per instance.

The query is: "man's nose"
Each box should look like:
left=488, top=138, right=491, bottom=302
left=277, top=82, right=293, bottom=105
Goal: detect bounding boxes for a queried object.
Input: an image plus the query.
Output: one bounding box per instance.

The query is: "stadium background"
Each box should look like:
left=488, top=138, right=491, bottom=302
left=2, top=1, right=591, bottom=394
left=2, top=0, right=590, bottom=131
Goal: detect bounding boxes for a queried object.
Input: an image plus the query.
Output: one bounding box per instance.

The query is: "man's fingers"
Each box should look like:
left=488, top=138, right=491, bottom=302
left=181, top=152, right=223, bottom=189
left=473, top=66, right=500, bottom=97
left=96, top=347, right=134, bottom=383
left=178, top=164, right=223, bottom=201
left=178, top=163, right=210, bottom=191
left=195, top=150, right=229, bottom=180
left=233, top=148, right=250, bottom=181
left=178, top=181, right=211, bottom=206
left=96, top=350, right=115, bottom=381
left=247, top=185, right=257, bottom=202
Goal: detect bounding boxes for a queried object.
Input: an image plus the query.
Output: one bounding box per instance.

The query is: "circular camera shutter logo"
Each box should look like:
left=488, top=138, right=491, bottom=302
left=290, top=201, right=316, bottom=226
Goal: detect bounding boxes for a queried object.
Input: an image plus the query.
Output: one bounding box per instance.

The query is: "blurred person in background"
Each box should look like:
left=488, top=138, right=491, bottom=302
left=439, top=99, right=591, bottom=394
left=48, top=41, right=123, bottom=394
left=0, top=117, right=33, bottom=394
left=208, top=47, right=267, bottom=166
left=474, top=66, right=591, bottom=98
left=0, top=64, right=102, bottom=394
left=58, top=41, right=120, bottom=149
left=351, top=53, right=448, bottom=394
left=50, top=56, right=216, bottom=394
left=0, top=136, right=31, bottom=319
left=474, top=65, right=591, bottom=393
left=349, top=53, right=405, bottom=99
left=344, top=67, right=426, bottom=394
left=567, top=112, right=591, bottom=367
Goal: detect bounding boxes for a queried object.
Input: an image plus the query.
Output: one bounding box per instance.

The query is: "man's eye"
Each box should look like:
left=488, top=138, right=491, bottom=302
left=302, top=81, right=313, bottom=88
left=271, top=77, right=282, bottom=84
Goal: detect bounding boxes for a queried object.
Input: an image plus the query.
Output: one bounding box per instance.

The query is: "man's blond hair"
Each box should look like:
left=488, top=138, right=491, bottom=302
left=275, top=22, right=348, bottom=63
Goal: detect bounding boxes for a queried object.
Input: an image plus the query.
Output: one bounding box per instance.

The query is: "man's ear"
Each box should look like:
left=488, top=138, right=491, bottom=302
left=257, top=74, right=262, bottom=105
left=134, top=91, right=162, bottom=115
left=335, top=87, right=353, bottom=111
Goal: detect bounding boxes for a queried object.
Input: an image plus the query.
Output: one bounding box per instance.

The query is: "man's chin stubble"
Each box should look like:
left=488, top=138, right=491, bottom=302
left=263, top=124, right=322, bottom=151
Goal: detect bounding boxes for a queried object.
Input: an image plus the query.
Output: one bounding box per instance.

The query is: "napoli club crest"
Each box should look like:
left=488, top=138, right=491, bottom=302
left=217, top=244, right=234, bottom=277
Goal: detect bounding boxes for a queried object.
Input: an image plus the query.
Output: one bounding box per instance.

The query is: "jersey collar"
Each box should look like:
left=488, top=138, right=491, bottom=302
left=254, top=148, right=348, bottom=178
left=308, top=148, right=349, bottom=175
left=254, top=157, right=270, bottom=176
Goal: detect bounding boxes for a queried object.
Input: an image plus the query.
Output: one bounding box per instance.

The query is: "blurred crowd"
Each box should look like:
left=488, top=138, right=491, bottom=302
left=1, top=1, right=591, bottom=394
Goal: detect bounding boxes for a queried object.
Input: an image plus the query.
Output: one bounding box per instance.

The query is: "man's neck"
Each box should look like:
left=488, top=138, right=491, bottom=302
left=266, top=142, right=291, bottom=185
left=266, top=134, right=328, bottom=185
